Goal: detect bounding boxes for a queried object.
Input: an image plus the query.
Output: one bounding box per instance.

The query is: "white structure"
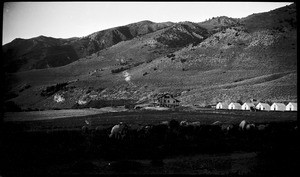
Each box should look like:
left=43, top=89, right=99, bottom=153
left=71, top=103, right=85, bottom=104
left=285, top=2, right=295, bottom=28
left=270, top=103, right=286, bottom=111
left=286, top=102, right=297, bottom=111
left=216, top=102, right=229, bottom=109
left=228, top=102, right=242, bottom=110
left=241, top=103, right=255, bottom=110
left=256, top=103, right=271, bottom=111
left=54, top=94, right=65, bottom=103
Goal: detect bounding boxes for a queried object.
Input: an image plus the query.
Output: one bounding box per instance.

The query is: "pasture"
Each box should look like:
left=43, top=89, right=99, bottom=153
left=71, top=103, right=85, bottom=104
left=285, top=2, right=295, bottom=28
left=3, top=108, right=297, bottom=131
left=1, top=109, right=298, bottom=176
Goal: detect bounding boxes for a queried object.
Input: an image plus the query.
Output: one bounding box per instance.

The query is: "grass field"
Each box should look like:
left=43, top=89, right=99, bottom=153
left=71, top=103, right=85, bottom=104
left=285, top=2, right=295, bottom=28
left=3, top=108, right=297, bottom=131
left=1, top=109, right=298, bottom=176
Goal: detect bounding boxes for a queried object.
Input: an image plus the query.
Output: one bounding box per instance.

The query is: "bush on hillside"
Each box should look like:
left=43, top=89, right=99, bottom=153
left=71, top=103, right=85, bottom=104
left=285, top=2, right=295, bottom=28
left=111, top=66, right=129, bottom=74
left=167, top=53, right=175, bottom=58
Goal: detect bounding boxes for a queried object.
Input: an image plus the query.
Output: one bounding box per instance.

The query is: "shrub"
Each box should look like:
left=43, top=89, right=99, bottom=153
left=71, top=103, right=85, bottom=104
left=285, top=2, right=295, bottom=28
left=167, top=53, right=175, bottom=58
left=180, top=58, right=187, bottom=63
left=19, top=84, right=31, bottom=92
left=146, top=58, right=153, bottom=63
left=111, top=66, right=128, bottom=74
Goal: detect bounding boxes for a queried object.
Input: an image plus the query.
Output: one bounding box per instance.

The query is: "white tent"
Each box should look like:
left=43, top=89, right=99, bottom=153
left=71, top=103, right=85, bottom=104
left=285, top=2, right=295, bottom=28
left=256, top=103, right=271, bottom=111
left=216, top=102, right=229, bottom=109
left=241, top=103, right=255, bottom=110
left=228, top=102, right=242, bottom=110
left=270, top=103, right=286, bottom=111
left=286, top=102, right=297, bottom=111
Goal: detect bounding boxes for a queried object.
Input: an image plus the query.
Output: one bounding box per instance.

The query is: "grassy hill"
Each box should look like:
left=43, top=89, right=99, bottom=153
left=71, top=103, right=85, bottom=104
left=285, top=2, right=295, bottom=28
left=3, top=3, right=297, bottom=111
left=2, top=21, right=174, bottom=73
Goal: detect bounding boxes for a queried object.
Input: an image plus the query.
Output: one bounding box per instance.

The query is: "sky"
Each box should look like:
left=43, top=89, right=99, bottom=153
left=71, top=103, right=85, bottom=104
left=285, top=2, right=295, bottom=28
left=2, top=1, right=293, bottom=45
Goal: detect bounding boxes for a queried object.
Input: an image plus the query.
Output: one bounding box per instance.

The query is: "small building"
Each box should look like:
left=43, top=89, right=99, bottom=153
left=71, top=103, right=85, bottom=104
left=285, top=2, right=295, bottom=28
left=216, top=102, right=229, bottom=109
left=256, top=103, right=271, bottom=111
left=228, top=102, right=242, bottom=110
left=270, top=103, right=286, bottom=111
left=241, top=102, right=255, bottom=110
left=157, top=93, right=180, bottom=108
left=285, top=102, right=297, bottom=111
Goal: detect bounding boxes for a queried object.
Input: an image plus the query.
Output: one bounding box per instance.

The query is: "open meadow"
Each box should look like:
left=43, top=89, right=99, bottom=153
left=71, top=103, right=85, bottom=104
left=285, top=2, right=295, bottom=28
left=1, top=108, right=298, bottom=176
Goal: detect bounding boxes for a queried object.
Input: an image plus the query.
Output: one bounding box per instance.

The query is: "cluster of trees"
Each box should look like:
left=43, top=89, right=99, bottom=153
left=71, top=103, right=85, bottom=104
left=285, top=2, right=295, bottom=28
left=40, top=83, right=68, bottom=97
left=111, top=66, right=129, bottom=74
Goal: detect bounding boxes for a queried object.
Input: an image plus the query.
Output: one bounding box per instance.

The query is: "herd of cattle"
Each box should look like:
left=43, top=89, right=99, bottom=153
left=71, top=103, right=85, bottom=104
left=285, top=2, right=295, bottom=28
left=81, top=119, right=297, bottom=146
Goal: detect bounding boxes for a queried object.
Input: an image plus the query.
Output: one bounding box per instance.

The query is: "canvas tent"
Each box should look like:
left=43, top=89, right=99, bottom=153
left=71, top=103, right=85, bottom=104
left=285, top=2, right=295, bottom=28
left=256, top=103, right=271, bottom=111
left=285, top=102, right=297, bottom=111
left=270, top=103, right=286, bottom=111
left=228, top=102, right=242, bottom=110
left=241, top=103, right=255, bottom=110
left=216, top=102, right=228, bottom=109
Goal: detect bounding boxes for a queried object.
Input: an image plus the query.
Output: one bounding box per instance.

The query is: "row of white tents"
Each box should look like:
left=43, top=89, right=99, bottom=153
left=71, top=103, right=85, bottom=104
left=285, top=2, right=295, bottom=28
left=216, top=102, right=297, bottom=111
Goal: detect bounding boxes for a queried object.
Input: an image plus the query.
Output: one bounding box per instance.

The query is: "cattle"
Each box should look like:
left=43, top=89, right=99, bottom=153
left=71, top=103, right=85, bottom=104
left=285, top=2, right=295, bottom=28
left=189, top=121, right=201, bottom=127
left=109, top=122, right=129, bottom=140
left=161, top=121, right=169, bottom=125
left=239, top=120, right=257, bottom=136
left=246, top=123, right=256, bottom=131
left=180, top=121, right=200, bottom=127
left=178, top=121, right=201, bottom=141
left=168, top=119, right=180, bottom=130
left=211, top=121, right=222, bottom=125
left=82, top=119, right=92, bottom=134
left=81, top=125, right=89, bottom=133
left=136, top=125, right=152, bottom=139
left=257, top=124, right=269, bottom=131
left=221, top=124, right=234, bottom=132
left=239, top=120, right=248, bottom=131
left=180, top=120, right=188, bottom=126
left=126, top=124, right=146, bottom=140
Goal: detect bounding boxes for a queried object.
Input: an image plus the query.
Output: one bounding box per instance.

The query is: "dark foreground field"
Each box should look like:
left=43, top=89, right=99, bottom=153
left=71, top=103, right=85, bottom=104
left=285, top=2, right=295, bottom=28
left=0, top=109, right=299, bottom=176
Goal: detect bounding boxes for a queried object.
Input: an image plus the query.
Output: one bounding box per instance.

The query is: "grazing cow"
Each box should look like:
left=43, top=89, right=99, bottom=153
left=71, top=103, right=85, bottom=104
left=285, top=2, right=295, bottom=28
left=127, top=124, right=145, bottom=140
left=148, top=123, right=168, bottom=143
left=82, top=125, right=89, bottom=133
left=239, top=120, right=256, bottom=132
left=109, top=122, right=129, bottom=140
left=212, top=121, right=222, bottom=125
left=178, top=121, right=201, bottom=141
left=257, top=124, right=269, bottom=131
left=221, top=124, right=234, bottom=132
left=180, top=120, right=188, bottom=126
left=239, top=120, right=248, bottom=131
left=168, top=119, right=180, bottom=130
left=137, top=125, right=152, bottom=139
left=246, top=123, right=256, bottom=131
left=161, top=121, right=169, bottom=126
left=189, top=121, right=201, bottom=127
left=180, top=121, right=200, bottom=127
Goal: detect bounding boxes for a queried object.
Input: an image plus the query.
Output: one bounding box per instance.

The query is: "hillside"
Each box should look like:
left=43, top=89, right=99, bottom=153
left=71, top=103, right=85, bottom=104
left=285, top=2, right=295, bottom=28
left=198, top=16, right=241, bottom=33
left=2, top=21, right=174, bottom=73
left=3, top=3, right=297, bottom=111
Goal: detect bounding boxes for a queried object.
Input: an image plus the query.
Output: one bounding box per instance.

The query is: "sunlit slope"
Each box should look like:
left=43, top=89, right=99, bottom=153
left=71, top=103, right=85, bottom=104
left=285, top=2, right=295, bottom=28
left=5, top=3, right=297, bottom=110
